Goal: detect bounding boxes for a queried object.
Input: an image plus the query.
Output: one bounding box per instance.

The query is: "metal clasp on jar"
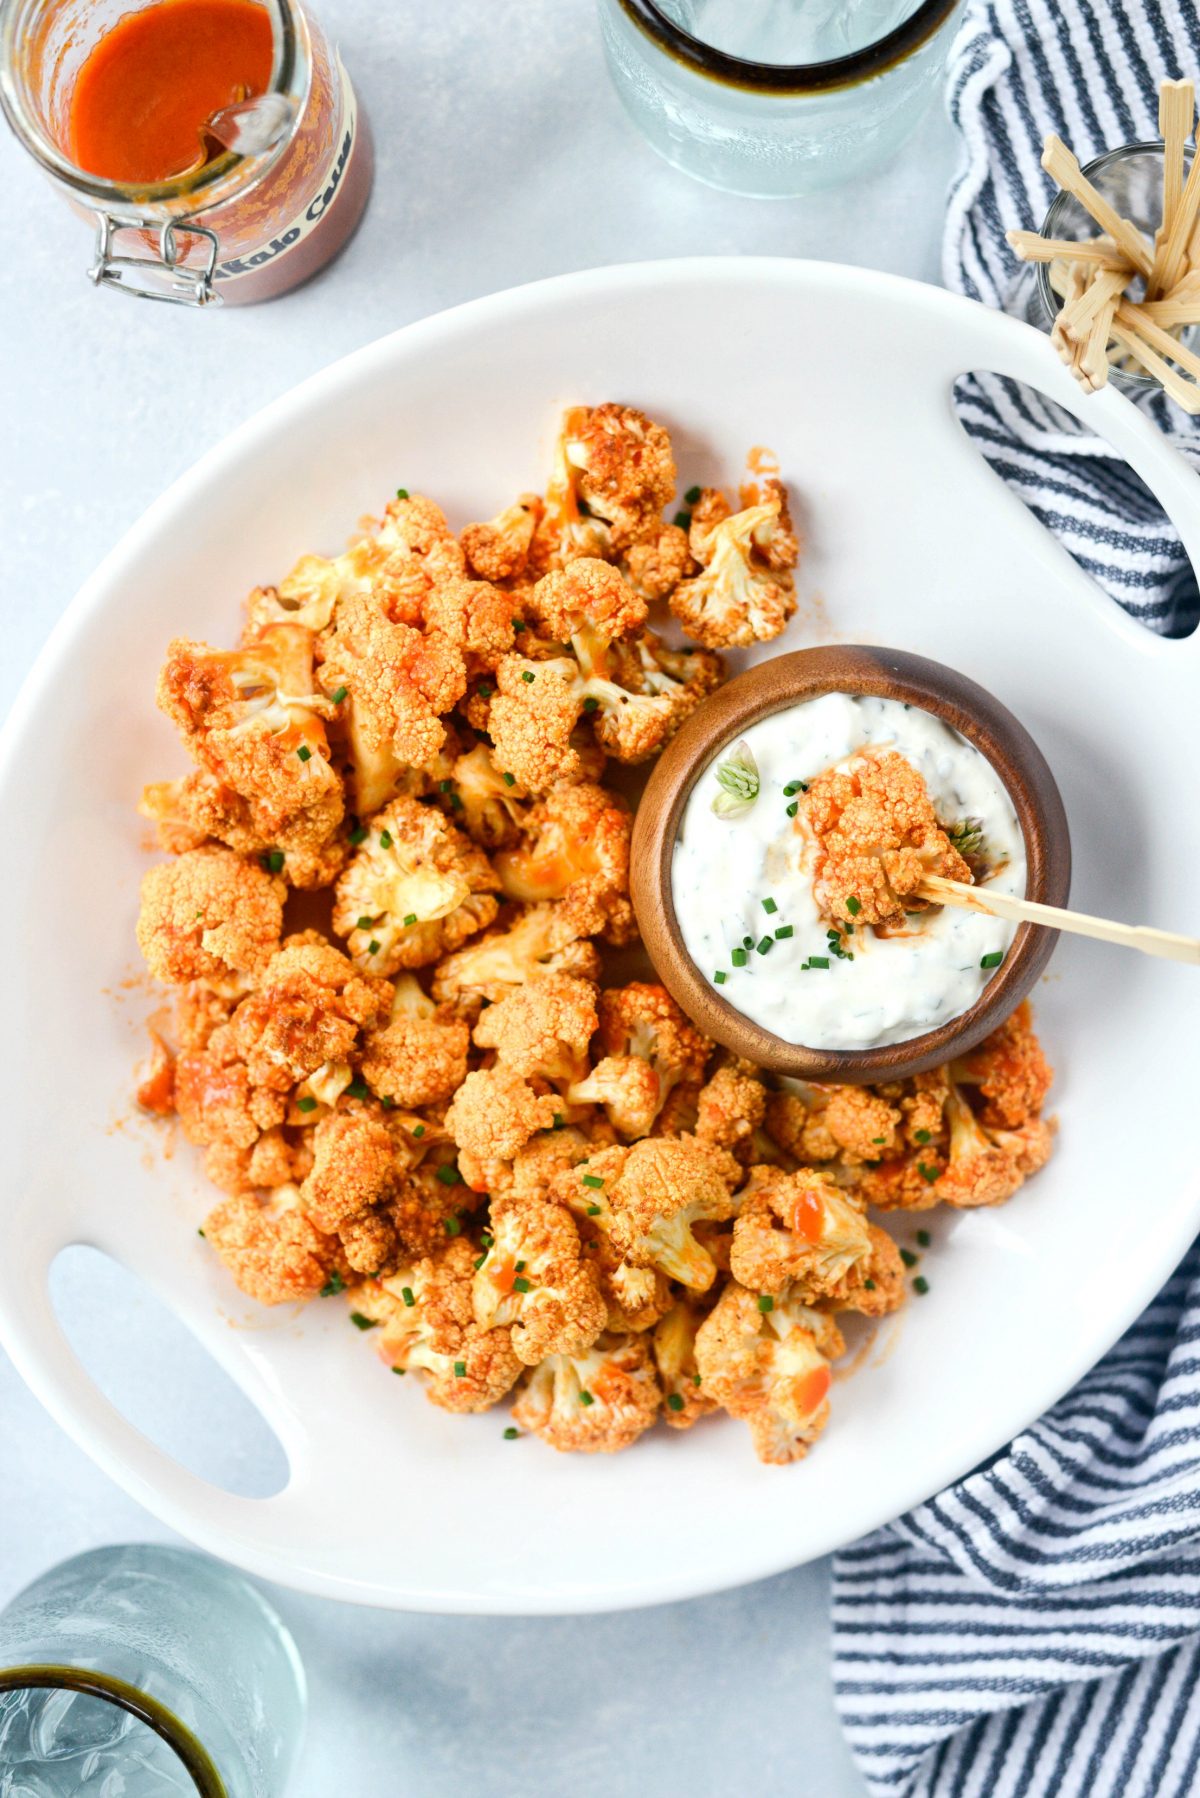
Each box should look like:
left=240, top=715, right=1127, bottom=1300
left=88, top=214, right=222, bottom=306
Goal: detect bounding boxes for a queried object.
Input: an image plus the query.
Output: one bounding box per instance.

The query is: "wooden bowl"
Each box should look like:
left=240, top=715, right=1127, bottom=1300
left=630, top=645, right=1071, bottom=1082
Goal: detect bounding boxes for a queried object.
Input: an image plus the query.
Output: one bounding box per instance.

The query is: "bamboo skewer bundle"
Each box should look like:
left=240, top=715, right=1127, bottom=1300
left=1008, top=79, right=1200, bottom=410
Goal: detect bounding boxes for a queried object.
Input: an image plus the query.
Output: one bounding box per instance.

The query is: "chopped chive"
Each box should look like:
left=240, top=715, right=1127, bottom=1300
left=412, top=1124, right=425, bottom=1139
left=914, top=1128, right=931, bottom=1144
left=731, top=947, right=748, bottom=967
left=477, top=682, right=493, bottom=698
left=438, top=779, right=453, bottom=793
left=872, top=1136, right=886, bottom=1145
left=380, top=1095, right=396, bottom=1111
left=786, top=801, right=798, bottom=817
left=454, top=1361, right=467, bottom=1378
left=757, top=936, right=773, bottom=954
left=197, top=1227, right=206, bottom=1238
left=713, top=970, right=727, bottom=984
left=684, top=484, right=702, bottom=505
left=396, top=487, right=409, bottom=499
left=367, top=940, right=381, bottom=956
left=356, top=914, right=375, bottom=929
left=863, top=1278, right=876, bottom=1291
left=444, top=1217, right=462, bottom=1236
left=480, top=1232, right=494, bottom=1251
left=913, top=1275, right=930, bottom=1295
left=436, top=1164, right=461, bottom=1186
left=582, top=695, right=599, bottom=713
left=900, top=1248, right=919, bottom=1268
left=742, top=935, right=753, bottom=949
left=808, top=955, right=829, bottom=969
left=521, top=670, right=535, bottom=683
left=515, top=1260, right=526, bottom=1272
left=673, top=509, right=692, bottom=531
left=692, top=1373, right=702, bottom=1387
left=667, top=1392, right=685, bottom=1413
left=586, top=1204, right=602, bottom=1216
left=349, top=824, right=368, bottom=845
left=330, top=685, right=348, bottom=705
left=346, top=1080, right=370, bottom=1100
left=379, top=829, right=393, bottom=849
left=582, top=1173, right=604, bottom=1190
left=579, top=1390, right=594, bottom=1407
left=917, top=1229, right=932, bottom=1247
left=512, top=618, right=526, bottom=632
left=980, top=950, right=1004, bottom=969
left=774, top=924, right=793, bottom=940
left=846, top=895, right=862, bottom=916
left=350, top=1311, right=377, bottom=1331
left=320, top=1271, right=346, bottom=1297
left=757, top=1294, right=774, bottom=1313
left=265, top=849, right=285, bottom=873
left=474, top=1253, right=487, bottom=1270
left=403, top=913, right=418, bottom=927
left=762, top=896, right=778, bottom=914
left=296, top=744, right=312, bottom=763
left=392, top=1366, right=406, bottom=1375
left=513, top=1276, right=531, bottom=1293
left=296, top=1096, right=318, bottom=1114
left=917, top=1162, right=941, bottom=1184
left=401, top=1286, right=416, bottom=1307
left=503, top=1426, right=519, bottom=1439
left=502, top=771, right=515, bottom=786
left=552, top=1112, right=564, bottom=1129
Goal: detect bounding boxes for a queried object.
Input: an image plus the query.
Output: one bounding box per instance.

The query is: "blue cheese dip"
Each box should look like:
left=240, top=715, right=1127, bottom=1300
left=671, top=693, right=1026, bottom=1050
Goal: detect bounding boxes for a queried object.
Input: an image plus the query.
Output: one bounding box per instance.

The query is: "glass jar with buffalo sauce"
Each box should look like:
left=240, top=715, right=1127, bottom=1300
left=0, top=0, right=372, bottom=305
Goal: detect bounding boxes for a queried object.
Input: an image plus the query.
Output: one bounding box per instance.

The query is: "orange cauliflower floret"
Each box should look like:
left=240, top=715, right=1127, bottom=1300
left=139, top=767, right=347, bottom=890
left=695, top=1059, right=768, bottom=1151
left=156, top=625, right=345, bottom=868
left=670, top=480, right=799, bottom=649
left=802, top=750, right=973, bottom=930
left=461, top=495, right=541, bottom=583
left=564, top=1136, right=740, bottom=1293
left=173, top=1050, right=283, bottom=1151
left=575, top=1206, right=673, bottom=1334
left=559, top=403, right=677, bottom=552
left=623, top=523, right=693, bottom=601
left=431, top=896, right=602, bottom=1004
left=267, top=492, right=466, bottom=634
left=573, top=982, right=713, bottom=1138
left=359, top=975, right=470, bottom=1109
left=299, top=1110, right=395, bottom=1234
left=444, top=742, right=530, bottom=849
left=511, top=1331, right=661, bottom=1453
left=136, top=845, right=285, bottom=987
left=332, top=795, right=500, bottom=975
left=566, top=1056, right=665, bottom=1141
left=444, top=1067, right=561, bottom=1167
left=952, top=1000, right=1053, bottom=1129
left=494, top=782, right=635, bottom=944
left=422, top=576, right=516, bottom=677
left=729, top=1166, right=873, bottom=1301
left=473, top=1193, right=607, bottom=1364
left=929, top=1085, right=1035, bottom=1209
left=320, top=593, right=466, bottom=816
left=222, top=932, right=390, bottom=1091
left=203, top=1184, right=340, bottom=1305
left=352, top=1238, right=522, bottom=1413
left=653, top=1297, right=718, bottom=1429
left=830, top=1224, right=908, bottom=1319
left=695, top=1284, right=843, bottom=1466
left=524, top=559, right=647, bottom=671
left=815, top=1085, right=903, bottom=1162
left=472, top=972, right=598, bottom=1086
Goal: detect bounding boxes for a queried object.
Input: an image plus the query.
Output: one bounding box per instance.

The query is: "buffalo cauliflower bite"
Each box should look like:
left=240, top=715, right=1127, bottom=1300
left=566, top=1055, right=664, bottom=1141
left=560, top=404, right=677, bottom=552
left=156, top=625, right=344, bottom=854
left=472, top=1193, right=607, bottom=1364
left=695, top=1283, right=843, bottom=1466
left=353, top=1238, right=522, bottom=1413
left=931, top=1085, right=1031, bottom=1209
left=729, top=1167, right=873, bottom=1301
left=422, top=576, right=516, bottom=676
left=136, top=845, right=285, bottom=987
left=359, top=975, right=470, bottom=1109
left=811, top=1085, right=903, bottom=1162
left=431, top=897, right=602, bottom=1004
left=446, top=743, right=529, bottom=849
left=653, top=1298, right=718, bottom=1429
left=139, top=767, right=348, bottom=890
left=299, top=1110, right=395, bottom=1234
left=524, top=559, right=647, bottom=673
left=670, top=481, right=799, bottom=649
left=174, top=1051, right=283, bottom=1151
left=203, top=1185, right=341, bottom=1305
left=623, top=523, right=692, bottom=601
left=695, top=1059, right=768, bottom=1151
left=507, top=1124, right=610, bottom=1202
left=222, top=932, right=390, bottom=1091
left=511, top=1331, right=662, bottom=1453
left=952, top=1000, right=1052, bottom=1128
left=585, top=982, right=713, bottom=1136
left=802, top=750, right=974, bottom=930
left=472, top=973, right=598, bottom=1086
left=332, top=794, right=500, bottom=975
left=262, top=493, right=466, bottom=636
left=461, top=496, right=541, bottom=582
left=493, top=782, right=635, bottom=944
left=319, top=593, right=466, bottom=815
left=487, top=655, right=592, bottom=792
left=565, top=1136, right=741, bottom=1293
left=830, top=1224, right=907, bottom=1319
left=444, top=1067, right=561, bottom=1167
left=575, top=1208, right=673, bottom=1334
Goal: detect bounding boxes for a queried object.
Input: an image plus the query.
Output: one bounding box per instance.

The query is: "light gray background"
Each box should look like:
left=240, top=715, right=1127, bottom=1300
left=2, top=2, right=958, bottom=1789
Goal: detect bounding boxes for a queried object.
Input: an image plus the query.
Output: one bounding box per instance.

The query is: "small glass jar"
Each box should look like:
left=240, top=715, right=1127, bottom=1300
left=1023, top=140, right=1199, bottom=396
left=595, top=0, right=963, bottom=198
left=0, top=0, right=372, bottom=305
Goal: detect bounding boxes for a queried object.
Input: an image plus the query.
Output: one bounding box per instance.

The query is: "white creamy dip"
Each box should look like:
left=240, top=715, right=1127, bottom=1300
left=671, top=693, right=1026, bottom=1051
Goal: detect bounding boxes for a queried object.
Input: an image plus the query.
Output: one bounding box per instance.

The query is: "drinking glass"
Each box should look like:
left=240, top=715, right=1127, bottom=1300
left=0, top=1545, right=305, bottom=1797
left=595, top=0, right=963, bottom=196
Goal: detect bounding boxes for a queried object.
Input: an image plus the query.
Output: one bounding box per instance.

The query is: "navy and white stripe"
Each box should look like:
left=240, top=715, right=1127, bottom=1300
left=944, top=0, right=1200, bottom=635
left=833, top=1245, right=1200, bottom=1795
left=832, top=6, right=1200, bottom=1791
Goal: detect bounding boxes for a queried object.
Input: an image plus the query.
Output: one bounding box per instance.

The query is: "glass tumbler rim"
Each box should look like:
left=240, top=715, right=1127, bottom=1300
left=0, top=0, right=304, bottom=212
left=613, top=0, right=961, bottom=95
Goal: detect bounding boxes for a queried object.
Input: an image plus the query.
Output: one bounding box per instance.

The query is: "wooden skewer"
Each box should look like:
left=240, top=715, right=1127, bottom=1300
left=1145, top=127, right=1200, bottom=298
left=1115, top=297, right=1200, bottom=379
left=1041, top=135, right=1156, bottom=276
left=919, top=876, right=1200, bottom=965
left=1148, top=78, right=1196, bottom=296
left=1137, top=293, right=1200, bottom=328
left=1005, top=229, right=1130, bottom=270
left=1110, top=313, right=1200, bottom=412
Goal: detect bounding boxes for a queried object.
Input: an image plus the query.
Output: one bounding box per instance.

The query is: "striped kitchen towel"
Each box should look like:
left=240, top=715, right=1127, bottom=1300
left=943, top=0, right=1200, bottom=636
left=832, top=5, right=1200, bottom=1794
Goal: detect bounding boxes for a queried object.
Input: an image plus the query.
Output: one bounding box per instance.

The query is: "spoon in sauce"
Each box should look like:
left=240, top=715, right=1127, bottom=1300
left=194, top=90, right=297, bottom=165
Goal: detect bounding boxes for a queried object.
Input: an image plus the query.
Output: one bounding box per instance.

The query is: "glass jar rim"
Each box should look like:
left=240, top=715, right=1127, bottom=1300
left=614, top=0, right=961, bottom=95
left=0, top=0, right=303, bottom=211
left=0, top=1665, right=224, bottom=1797
left=1035, top=138, right=1180, bottom=394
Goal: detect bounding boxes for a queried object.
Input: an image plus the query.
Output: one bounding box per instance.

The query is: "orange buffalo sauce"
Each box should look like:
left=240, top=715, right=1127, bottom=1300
left=69, top=0, right=274, bottom=184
